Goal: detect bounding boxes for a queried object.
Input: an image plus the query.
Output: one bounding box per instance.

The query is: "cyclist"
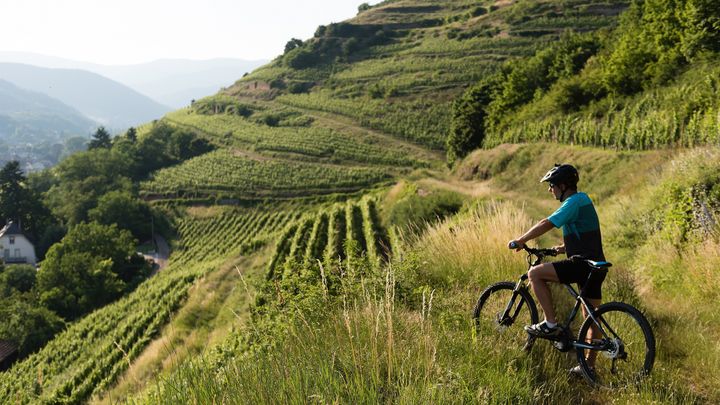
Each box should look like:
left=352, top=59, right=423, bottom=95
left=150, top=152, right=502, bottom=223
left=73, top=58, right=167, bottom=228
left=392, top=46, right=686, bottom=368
left=508, top=163, right=607, bottom=375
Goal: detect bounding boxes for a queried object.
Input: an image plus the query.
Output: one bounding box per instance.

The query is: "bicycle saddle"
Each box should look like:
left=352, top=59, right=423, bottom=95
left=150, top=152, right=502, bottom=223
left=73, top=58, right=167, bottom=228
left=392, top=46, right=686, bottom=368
left=569, top=255, right=612, bottom=269
left=587, top=260, right=612, bottom=269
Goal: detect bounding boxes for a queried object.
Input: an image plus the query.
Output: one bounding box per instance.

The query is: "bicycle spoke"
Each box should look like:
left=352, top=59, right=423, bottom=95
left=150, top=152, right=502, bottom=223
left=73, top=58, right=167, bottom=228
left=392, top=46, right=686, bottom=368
left=475, top=285, right=536, bottom=351
left=577, top=304, right=654, bottom=388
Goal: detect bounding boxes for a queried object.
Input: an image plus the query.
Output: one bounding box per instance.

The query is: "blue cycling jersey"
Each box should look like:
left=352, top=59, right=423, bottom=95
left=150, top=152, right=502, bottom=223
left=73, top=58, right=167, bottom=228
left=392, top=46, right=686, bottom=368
left=547, top=192, right=605, bottom=261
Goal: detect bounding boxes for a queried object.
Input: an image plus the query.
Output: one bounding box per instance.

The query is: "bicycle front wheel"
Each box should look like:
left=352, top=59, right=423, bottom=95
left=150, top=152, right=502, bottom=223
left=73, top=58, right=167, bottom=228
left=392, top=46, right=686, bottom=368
left=473, top=281, right=538, bottom=351
left=576, top=302, right=656, bottom=388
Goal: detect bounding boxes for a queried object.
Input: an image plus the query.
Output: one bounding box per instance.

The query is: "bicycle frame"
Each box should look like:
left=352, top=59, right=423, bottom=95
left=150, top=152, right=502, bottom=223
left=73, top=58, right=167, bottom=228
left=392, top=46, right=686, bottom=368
left=560, top=281, right=617, bottom=352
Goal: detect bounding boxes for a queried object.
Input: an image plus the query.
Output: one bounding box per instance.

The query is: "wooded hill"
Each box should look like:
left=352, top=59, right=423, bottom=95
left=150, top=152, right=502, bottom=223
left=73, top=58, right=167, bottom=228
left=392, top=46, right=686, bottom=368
left=2, top=0, right=720, bottom=403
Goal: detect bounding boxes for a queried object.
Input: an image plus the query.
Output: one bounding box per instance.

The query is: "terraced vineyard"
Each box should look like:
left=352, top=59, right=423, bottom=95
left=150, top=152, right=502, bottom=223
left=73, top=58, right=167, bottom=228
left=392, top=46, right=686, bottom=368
left=229, top=0, right=630, bottom=149
left=276, top=93, right=452, bottom=148
left=139, top=0, right=630, bottom=206
left=0, top=205, right=298, bottom=404
left=164, top=108, right=428, bottom=167
left=266, top=197, right=390, bottom=283
left=141, top=149, right=393, bottom=199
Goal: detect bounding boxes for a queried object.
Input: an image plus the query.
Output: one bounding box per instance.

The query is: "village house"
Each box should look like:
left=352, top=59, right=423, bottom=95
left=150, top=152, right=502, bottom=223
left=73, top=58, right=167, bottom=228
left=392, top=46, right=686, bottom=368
left=0, top=221, right=37, bottom=266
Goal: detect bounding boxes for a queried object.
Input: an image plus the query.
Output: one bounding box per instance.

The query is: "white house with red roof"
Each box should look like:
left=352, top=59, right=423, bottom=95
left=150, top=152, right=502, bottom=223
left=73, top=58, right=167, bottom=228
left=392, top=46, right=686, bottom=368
left=0, top=221, right=37, bottom=266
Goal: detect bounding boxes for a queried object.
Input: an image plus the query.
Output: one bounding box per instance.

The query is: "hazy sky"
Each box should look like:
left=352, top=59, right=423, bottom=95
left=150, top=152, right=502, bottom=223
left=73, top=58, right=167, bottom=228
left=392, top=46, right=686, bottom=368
left=0, top=0, right=381, bottom=65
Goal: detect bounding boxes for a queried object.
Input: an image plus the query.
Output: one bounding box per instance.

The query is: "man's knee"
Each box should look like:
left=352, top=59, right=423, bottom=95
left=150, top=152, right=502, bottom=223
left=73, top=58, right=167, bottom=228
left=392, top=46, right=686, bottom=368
left=527, top=264, right=543, bottom=282
left=528, top=263, right=558, bottom=283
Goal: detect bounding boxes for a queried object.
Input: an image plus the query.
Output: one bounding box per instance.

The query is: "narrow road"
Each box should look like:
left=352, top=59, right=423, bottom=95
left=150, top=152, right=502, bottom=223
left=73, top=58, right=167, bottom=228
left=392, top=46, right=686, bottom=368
left=142, top=234, right=170, bottom=274
left=153, top=234, right=170, bottom=270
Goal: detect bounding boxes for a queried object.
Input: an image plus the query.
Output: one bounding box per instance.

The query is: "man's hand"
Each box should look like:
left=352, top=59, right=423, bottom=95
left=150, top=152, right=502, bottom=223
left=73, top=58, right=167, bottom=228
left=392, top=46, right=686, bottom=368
left=508, top=239, right=525, bottom=251
left=553, top=244, right=565, bottom=254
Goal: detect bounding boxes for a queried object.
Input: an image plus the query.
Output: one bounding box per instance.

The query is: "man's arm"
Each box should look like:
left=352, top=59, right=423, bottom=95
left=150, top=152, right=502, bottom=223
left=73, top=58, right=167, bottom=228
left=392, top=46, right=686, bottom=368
left=510, top=218, right=555, bottom=249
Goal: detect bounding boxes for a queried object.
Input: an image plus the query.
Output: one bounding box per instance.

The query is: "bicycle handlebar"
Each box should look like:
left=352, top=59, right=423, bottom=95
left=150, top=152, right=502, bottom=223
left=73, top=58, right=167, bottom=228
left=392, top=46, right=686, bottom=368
left=508, top=241, right=559, bottom=258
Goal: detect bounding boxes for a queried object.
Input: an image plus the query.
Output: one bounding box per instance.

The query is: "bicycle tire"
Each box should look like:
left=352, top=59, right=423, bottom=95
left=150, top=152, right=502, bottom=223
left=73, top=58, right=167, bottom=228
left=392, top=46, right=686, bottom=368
left=576, top=301, right=655, bottom=388
left=473, top=281, right=539, bottom=351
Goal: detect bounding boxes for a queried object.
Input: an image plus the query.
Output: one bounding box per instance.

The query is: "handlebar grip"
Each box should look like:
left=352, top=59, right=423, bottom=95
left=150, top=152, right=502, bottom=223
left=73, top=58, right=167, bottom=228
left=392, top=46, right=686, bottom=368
left=508, top=241, right=519, bottom=249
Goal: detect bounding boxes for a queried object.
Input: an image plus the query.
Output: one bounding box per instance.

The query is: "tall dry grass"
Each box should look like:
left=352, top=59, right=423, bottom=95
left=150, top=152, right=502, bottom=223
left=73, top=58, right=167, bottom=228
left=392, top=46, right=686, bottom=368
left=410, top=200, right=533, bottom=288
left=141, top=261, right=541, bottom=404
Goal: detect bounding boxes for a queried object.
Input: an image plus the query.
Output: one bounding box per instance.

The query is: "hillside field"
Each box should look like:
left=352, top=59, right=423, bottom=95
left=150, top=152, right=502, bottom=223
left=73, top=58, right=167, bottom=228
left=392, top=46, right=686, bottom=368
left=2, top=0, right=720, bottom=403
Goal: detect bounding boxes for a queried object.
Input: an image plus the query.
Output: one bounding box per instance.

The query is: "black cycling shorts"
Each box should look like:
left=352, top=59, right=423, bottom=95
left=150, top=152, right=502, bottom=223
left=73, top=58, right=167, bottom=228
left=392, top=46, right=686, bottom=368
left=552, top=258, right=607, bottom=300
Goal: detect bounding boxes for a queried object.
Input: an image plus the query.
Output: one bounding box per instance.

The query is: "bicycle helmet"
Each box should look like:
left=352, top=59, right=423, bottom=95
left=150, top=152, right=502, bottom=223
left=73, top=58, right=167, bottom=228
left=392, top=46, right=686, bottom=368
left=540, top=164, right=579, bottom=187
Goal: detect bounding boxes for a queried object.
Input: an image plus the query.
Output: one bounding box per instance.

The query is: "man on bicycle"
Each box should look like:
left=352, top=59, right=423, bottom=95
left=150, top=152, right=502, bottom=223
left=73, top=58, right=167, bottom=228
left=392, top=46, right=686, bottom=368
left=508, top=163, right=606, bottom=374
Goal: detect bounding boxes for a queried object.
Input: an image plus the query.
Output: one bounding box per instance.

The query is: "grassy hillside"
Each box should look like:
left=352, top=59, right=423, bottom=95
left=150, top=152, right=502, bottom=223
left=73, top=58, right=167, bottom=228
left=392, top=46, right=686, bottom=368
left=136, top=144, right=720, bottom=404
left=4, top=0, right=720, bottom=403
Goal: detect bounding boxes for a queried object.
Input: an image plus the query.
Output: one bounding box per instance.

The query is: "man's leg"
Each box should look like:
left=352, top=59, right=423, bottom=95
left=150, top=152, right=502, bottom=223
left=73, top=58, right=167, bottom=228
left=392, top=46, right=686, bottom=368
left=527, top=263, right=560, bottom=323
left=581, top=298, right=602, bottom=368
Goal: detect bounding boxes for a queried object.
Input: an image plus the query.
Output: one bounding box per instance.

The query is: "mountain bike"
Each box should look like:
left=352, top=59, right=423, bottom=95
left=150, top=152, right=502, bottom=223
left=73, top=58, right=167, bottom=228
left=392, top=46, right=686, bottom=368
left=473, top=243, right=655, bottom=388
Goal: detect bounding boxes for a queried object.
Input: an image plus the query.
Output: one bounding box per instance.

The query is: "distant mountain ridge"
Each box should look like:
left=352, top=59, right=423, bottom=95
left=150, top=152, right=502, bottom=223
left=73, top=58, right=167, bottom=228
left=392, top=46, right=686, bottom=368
left=0, top=79, right=95, bottom=142
left=93, top=58, right=269, bottom=108
left=0, top=53, right=268, bottom=108
left=0, top=62, right=171, bottom=130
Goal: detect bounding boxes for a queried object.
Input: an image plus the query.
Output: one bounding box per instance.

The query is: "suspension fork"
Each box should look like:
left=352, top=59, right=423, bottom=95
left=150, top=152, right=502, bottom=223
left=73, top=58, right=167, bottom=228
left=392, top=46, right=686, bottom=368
left=500, top=274, right=530, bottom=323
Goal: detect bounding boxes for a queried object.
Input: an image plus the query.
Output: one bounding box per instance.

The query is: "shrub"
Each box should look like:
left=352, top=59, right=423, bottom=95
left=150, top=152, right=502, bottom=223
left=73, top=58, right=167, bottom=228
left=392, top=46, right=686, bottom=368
left=284, top=47, right=318, bottom=69
left=284, top=38, right=303, bottom=54
left=358, top=2, right=371, bottom=13
left=287, top=82, right=313, bottom=94
left=387, top=189, right=465, bottom=235
left=470, top=6, right=487, bottom=17
left=550, top=74, right=607, bottom=113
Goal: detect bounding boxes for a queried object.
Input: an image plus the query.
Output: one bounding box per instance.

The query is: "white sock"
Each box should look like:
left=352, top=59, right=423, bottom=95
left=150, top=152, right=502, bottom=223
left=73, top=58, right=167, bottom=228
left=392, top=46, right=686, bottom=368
left=544, top=320, right=557, bottom=329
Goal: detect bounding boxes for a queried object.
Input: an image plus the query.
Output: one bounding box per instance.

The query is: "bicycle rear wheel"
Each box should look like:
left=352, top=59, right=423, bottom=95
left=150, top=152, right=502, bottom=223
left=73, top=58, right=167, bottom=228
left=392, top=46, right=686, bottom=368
left=473, top=281, right=538, bottom=351
left=576, top=302, right=655, bottom=388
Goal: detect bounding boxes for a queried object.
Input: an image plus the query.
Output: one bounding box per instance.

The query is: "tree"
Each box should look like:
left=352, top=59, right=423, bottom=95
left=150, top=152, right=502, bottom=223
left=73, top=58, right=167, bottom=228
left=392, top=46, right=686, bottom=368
left=88, top=190, right=152, bottom=241
left=0, top=264, right=37, bottom=298
left=168, top=130, right=213, bottom=161
left=0, top=161, right=53, bottom=241
left=0, top=297, right=64, bottom=357
left=446, top=80, right=496, bottom=165
left=284, top=38, right=304, bottom=54
left=37, top=222, right=150, bottom=319
left=342, top=37, right=359, bottom=56
left=284, top=47, right=318, bottom=69
left=680, top=0, right=720, bottom=57
left=88, top=127, right=112, bottom=149
left=45, top=148, right=133, bottom=224
left=598, top=0, right=718, bottom=94
left=0, top=161, right=30, bottom=222
left=61, top=136, right=88, bottom=160
left=125, top=127, right=137, bottom=143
